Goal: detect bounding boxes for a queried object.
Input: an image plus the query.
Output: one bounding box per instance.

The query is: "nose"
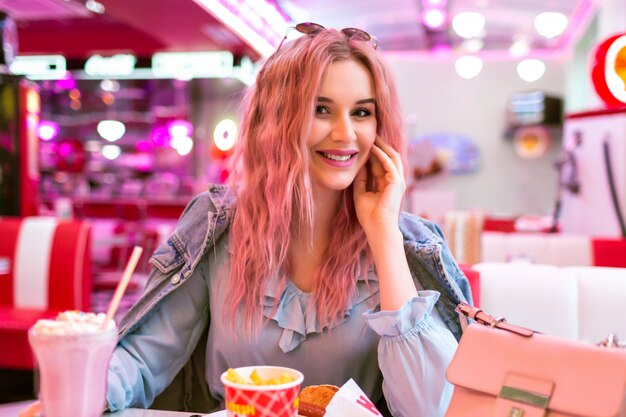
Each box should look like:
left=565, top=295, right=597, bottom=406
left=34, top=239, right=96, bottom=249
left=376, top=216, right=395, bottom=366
left=330, top=114, right=357, bottom=142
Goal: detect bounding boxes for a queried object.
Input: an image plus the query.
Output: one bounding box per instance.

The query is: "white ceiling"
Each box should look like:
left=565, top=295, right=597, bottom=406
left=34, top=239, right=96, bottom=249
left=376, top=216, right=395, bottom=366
left=284, top=0, right=598, bottom=55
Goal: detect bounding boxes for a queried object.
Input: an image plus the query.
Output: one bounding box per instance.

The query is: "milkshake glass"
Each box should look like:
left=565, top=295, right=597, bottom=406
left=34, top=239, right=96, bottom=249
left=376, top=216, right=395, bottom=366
left=28, top=311, right=117, bottom=417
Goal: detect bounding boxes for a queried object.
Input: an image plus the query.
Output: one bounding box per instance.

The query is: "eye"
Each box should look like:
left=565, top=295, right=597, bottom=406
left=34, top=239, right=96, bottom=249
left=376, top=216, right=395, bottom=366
left=315, top=105, right=330, bottom=116
left=352, top=108, right=372, bottom=118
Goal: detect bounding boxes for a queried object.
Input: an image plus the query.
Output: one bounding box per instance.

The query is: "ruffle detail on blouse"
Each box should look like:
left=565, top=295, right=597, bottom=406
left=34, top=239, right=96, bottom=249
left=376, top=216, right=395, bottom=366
left=262, top=272, right=378, bottom=353
left=363, top=290, right=440, bottom=337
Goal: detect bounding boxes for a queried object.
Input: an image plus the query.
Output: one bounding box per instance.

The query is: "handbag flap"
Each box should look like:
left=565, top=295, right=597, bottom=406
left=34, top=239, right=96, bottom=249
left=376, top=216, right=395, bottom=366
left=447, top=324, right=626, bottom=417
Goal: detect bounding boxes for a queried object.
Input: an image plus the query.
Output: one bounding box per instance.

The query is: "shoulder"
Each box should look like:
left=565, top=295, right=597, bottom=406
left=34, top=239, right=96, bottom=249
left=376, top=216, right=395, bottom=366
left=180, top=184, right=236, bottom=217
left=177, top=185, right=235, bottom=225
left=398, top=212, right=445, bottom=245
left=171, top=185, right=236, bottom=251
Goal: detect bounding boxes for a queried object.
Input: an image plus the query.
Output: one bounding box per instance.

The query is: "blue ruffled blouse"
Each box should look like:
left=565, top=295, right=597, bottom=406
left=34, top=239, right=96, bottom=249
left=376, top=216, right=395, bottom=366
left=108, top=233, right=457, bottom=417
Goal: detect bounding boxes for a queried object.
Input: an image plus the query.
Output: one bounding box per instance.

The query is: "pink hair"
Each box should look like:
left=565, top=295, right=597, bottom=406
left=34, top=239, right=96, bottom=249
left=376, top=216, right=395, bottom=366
left=226, top=30, right=406, bottom=335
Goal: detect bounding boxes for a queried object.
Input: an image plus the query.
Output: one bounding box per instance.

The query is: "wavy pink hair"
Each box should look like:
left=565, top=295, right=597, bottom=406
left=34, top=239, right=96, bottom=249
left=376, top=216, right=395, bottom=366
left=226, top=29, right=406, bottom=335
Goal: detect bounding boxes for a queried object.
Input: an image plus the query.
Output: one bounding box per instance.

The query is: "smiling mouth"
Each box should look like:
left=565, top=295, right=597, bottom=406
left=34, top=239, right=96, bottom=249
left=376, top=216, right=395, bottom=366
left=318, top=151, right=356, bottom=162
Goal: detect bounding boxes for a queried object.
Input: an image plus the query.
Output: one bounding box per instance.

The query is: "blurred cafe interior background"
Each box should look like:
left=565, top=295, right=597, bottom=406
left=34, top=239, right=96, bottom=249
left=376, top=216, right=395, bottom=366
left=0, top=0, right=625, bottom=405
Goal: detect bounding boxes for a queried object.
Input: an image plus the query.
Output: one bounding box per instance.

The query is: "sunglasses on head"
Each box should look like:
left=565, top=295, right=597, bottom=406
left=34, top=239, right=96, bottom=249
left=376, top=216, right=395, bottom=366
left=276, top=22, right=378, bottom=52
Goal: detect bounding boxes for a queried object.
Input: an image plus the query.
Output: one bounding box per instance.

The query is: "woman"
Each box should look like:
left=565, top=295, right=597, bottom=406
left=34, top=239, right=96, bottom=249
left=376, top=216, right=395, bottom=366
left=106, top=25, right=472, bottom=417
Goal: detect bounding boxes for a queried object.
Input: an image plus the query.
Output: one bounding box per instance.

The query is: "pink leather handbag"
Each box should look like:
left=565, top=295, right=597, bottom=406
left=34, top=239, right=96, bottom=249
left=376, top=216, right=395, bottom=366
left=445, top=303, right=626, bottom=417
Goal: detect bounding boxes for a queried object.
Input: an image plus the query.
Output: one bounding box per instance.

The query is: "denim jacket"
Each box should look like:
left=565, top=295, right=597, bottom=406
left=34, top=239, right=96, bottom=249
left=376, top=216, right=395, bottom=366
left=115, top=184, right=472, bottom=412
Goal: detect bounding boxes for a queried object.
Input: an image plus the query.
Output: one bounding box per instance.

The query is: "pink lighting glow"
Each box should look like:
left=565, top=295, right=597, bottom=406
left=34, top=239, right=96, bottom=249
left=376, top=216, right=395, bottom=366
left=135, top=140, right=153, bottom=152
left=430, top=44, right=452, bottom=56
left=557, top=0, right=596, bottom=53
left=55, top=77, right=77, bottom=91
left=150, top=126, right=170, bottom=147
left=38, top=121, right=60, bottom=141
left=58, top=141, right=74, bottom=158
left=422, top=0, right=447, bottom=6
left=193, top=0, right=288, bottom=57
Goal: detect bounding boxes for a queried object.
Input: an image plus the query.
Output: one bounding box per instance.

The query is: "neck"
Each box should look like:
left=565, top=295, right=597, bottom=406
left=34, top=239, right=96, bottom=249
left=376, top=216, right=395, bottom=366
left=312, top=185, right=342, bottom=236
left=292, top=188, right=340, bottom=250
left=287, top=185, right=342, bottom=290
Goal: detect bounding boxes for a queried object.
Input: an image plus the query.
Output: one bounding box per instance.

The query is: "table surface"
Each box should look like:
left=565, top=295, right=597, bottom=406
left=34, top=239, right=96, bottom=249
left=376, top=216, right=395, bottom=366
left=0, top=402, right=309, bottom=417
left=0, top=401, right=225, bottom=417
left=109, top=409, right=225, bottom=417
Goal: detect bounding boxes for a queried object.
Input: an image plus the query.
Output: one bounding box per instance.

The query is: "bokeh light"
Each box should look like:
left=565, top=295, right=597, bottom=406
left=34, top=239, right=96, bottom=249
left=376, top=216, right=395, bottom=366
left=213, top=118, right=238, bottom=151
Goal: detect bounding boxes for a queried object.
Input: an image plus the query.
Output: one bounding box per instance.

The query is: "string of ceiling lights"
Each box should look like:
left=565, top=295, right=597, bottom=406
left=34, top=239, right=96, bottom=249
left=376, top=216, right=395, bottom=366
left=418, top=0, right=570, bottom=82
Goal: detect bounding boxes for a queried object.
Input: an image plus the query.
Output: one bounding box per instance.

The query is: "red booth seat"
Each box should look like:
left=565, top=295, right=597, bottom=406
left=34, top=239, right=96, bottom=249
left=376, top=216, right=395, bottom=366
left=592, top=239, right=626, bottom=268
left=458, top=263, right=480, bottom=307
left=0, top=217, right=91, bottom=370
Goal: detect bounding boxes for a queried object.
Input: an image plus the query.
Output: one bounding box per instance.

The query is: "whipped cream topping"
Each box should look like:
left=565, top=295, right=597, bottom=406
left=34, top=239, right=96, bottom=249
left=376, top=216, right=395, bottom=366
left=32, top=311, right=116, bottom=335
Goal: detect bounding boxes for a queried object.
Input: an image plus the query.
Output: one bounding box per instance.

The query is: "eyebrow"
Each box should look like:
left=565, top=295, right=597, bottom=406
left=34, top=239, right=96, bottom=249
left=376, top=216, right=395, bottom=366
left=317, top=96, right=376, bottom=105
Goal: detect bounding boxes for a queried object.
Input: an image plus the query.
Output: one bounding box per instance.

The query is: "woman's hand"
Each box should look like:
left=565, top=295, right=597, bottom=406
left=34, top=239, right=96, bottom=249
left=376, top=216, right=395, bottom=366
left=353, top=137, right=406, bottom=235
left=354, top=138, right=416, bottom=310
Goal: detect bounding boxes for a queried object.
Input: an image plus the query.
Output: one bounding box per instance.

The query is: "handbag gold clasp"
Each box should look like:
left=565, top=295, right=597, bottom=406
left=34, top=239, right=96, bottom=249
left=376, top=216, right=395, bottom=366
left=499, top=385, right=551, bottom=408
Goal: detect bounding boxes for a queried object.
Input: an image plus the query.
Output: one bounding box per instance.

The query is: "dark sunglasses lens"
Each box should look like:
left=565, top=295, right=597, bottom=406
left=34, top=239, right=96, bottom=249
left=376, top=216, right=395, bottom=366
left=296, top=22, right=325, bottom=35
left=341, top=28, right=371, bottom=41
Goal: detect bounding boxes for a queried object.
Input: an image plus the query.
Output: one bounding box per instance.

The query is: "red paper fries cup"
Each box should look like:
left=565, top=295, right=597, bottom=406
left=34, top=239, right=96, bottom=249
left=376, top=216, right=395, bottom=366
left=221, top=366, right=304, bottom=417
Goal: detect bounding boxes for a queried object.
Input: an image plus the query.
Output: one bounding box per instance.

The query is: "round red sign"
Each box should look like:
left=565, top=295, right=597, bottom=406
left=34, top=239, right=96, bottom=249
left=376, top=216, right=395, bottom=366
left=591, top=33, right=626, bottom=107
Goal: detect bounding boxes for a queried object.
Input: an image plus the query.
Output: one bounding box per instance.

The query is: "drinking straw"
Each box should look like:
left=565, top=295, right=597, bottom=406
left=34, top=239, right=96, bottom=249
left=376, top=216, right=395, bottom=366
left=101, top=246, right=143, bottom=331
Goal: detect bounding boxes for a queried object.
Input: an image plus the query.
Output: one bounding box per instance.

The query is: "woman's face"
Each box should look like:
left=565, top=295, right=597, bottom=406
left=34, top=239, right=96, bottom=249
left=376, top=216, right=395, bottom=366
left=307, top=58, right=377, bottom=195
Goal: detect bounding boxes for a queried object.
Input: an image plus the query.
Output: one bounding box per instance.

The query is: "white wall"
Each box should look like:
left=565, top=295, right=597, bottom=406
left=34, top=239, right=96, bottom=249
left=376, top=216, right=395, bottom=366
left=566, top=0, right=626, bottom=113
left=565, top=17, right=601, bottom=113
left=386, top=55, right=567, bottom=215
left=386, top=0, right=626, bottom=216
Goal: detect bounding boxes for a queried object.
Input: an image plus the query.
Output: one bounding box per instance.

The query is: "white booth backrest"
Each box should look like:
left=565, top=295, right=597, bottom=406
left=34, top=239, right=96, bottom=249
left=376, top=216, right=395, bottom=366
left=570, top=267, right=626, bottom=344
left=473, top=263, right=579, bottom=339
left=472, top=263, right=626, bottom=344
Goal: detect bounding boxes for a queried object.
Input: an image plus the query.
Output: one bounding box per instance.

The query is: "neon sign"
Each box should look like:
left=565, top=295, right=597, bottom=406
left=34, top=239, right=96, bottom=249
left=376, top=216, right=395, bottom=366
left=85, top=54, right=137, bottom=77
left=152, top=51, right=234, bottom=78
left=10, top=55, right=66, bottom=79
left=591, top=33, right=626, bottom=107
left=10, top=52, right=256, bottom=85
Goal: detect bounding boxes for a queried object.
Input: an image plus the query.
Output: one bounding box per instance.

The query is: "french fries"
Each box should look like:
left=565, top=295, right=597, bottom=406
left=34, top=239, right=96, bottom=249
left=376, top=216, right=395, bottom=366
left=225, top=368, right=296, bottom=385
